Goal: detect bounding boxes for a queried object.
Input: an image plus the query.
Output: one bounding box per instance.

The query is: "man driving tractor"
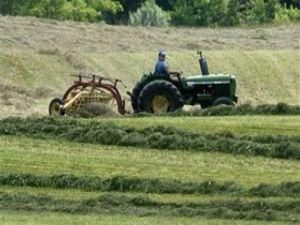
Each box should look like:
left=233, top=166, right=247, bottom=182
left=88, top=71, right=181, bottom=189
left=154, top=51, right=183, bottom=77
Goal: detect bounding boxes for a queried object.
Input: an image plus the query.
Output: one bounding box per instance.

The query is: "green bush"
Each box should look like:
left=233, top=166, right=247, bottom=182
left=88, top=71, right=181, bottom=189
left=226, top=0, right=281, bottom=25
left=279, top=0, right=300, bottom=8
left=129, top=0, right=170, bottom=26
left=275, top=4, right=300, bottom=21
left=0, top=0, right=122, bottom=22
left=171, top=0, right=227, bottom=26
left=249, top=0, right=280, bottom=23
left=171, top=0, right=299, bottom=26
left=28, top=0, right=69, bottom=20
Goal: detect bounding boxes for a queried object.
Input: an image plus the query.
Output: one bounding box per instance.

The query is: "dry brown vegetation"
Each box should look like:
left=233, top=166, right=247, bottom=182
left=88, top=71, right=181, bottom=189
left=0, top=16, right=299, bottom=117
left=1, top=16, right=299, bottom=52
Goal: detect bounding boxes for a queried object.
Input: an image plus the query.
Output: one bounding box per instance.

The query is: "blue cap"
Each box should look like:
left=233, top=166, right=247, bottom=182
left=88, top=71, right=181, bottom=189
left=159, top=51, right=166, bottom=56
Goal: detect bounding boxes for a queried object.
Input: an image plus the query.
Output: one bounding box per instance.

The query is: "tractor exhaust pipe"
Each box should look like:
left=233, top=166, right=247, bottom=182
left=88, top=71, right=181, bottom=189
left=197, top=50, right=210, bottom=76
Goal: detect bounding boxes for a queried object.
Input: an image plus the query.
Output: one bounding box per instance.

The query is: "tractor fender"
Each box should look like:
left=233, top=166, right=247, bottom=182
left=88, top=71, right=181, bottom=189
left=137, top=80, right=184, bottom=113
left=131, top=75, right=181, bottom=113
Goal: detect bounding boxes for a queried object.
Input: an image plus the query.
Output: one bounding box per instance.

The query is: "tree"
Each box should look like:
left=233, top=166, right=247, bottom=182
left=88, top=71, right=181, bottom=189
left=156, top=0, right=175, bottom=11
left=244, top=0, right=279, bottom=23
left=0, top=0, right=18, bottom=15
left=129, top=0, right=170, bottom=26
left=227, top=0, right=280, bottom=25
left=103, top=0, right=144, bottom=24
left=0, top=0, right=122, bottom=22
left=85, top=0, right=122, bottom=13
left=104, top=0, right=175, bottom=24
left=171, top=0, right=227, bottom=26
left=227, top=0, right=253, bottom=25
left=279, top=0, right=300, bottom=8
left=28, top=0, right=66, bottom=19
left=0, top=0, right=298, bottom=25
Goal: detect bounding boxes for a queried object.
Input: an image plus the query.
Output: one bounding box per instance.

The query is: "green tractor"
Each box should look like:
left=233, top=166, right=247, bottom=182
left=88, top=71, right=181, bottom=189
left=131, top=51, right=238, bottom=113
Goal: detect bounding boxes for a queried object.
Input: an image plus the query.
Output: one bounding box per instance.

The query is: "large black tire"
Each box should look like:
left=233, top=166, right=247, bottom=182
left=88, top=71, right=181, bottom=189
left=131, top=81, right=144, bottom=113
left=49, top=98, right=65, bottom=116
left=138, top=80, right=183, bottom=114
left=212, top=97, right=234, bottom=106
left=199, top=58, right=209, bottom=75
left=200, top=102, right=211, bottom=109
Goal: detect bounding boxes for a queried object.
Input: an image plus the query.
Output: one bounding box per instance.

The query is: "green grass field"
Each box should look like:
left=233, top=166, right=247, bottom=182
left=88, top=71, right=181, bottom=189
left=3, top=212, right=296, bottom=225
left=1, top=135, right=299, bottom=186
left=97, top=116, right=300, bottom=136
left=0, top=116, right=299, bottom=224
left=0, top=16, right=299, bottom=224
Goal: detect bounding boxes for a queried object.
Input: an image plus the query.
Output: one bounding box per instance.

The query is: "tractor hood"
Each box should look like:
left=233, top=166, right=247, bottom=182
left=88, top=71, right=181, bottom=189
left=182, top=74, right=236, bottom=87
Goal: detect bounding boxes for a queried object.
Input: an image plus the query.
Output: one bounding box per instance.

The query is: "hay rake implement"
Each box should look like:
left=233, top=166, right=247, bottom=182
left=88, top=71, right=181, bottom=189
left=49, top=74, right=127, bottom=116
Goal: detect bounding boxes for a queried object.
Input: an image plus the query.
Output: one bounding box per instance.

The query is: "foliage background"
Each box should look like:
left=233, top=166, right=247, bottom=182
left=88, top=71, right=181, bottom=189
left=0, top=0, right=299, bottom=26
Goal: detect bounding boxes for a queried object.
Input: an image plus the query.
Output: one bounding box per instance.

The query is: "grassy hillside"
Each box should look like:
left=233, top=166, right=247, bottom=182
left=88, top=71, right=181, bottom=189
left=0, top=16, right=299, bottom=117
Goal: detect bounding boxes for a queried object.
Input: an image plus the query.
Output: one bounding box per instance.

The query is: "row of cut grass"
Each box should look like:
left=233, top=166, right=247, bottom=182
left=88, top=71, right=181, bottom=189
left=0, top=136, right=299, bottom=188
left=0, top=192, right=299, bottom=221
left=0, top=186, right=298, bottom=204
left=1, top=173, right=299, bottom=197
left=1, top=117, right=299, bottom=159
left=97, top=116, right=300, bottom=136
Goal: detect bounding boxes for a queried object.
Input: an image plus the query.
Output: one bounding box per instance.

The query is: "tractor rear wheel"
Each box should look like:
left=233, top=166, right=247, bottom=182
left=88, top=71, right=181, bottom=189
left=138, top=80, right=183, bottom=114
left=212, top=97, right=234, bottom=106
left=131, top=81, right=144, bottom=113
left=49, top=98, right=65, bottom=116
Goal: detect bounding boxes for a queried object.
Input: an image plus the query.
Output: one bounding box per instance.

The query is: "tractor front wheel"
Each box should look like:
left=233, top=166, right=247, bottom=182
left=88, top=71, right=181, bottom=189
left=49, top=98, right=65, bottom=116
left=138, top=80, right=183, bottom=114
left=212, top=97, right=234, bottom=107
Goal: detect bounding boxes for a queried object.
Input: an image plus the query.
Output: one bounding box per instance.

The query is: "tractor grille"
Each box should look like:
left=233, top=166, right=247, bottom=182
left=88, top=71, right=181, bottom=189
left=213, top=84, right=230, bottom=97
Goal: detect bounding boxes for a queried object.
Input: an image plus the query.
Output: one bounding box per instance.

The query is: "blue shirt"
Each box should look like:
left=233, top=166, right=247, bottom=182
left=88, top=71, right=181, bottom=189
left=154, top=60, right=168, bottom=77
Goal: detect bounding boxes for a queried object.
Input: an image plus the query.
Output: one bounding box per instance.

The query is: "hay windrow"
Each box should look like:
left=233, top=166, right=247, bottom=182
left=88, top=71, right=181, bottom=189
left=0, top=192, right=298, bottom=221
left=131, top=103, right=300, bottom=117
left=0, top=174, right=299, bottom=197
left=0, top=117, right=299, bottom=159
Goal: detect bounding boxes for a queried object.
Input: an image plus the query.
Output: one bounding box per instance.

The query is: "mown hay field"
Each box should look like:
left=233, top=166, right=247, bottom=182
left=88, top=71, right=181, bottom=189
left=3, top=212, right=295, bottom=225
left=0, top=16, right=299, bottom=225
left=0, top=116, right=299, bottom=224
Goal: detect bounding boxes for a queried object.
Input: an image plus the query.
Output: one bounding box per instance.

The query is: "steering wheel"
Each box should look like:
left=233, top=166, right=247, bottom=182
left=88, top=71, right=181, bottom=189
left=170, top=71, right=183, bottom=75
left=169, top=72, right=183, bottom=81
